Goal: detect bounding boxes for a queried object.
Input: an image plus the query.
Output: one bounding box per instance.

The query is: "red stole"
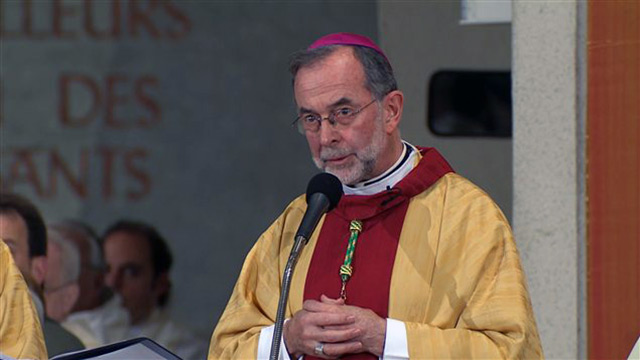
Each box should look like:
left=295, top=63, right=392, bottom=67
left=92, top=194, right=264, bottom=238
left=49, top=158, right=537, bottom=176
left=303, top=147, right=453, bottom=359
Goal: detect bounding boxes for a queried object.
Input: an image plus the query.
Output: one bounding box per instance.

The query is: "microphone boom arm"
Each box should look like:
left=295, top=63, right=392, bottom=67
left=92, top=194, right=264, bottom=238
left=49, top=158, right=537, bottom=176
left=269, top=234, right=307, bottom=360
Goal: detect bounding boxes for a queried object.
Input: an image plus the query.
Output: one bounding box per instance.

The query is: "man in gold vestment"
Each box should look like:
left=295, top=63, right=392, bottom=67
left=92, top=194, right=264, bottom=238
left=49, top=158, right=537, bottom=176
left=210, top=33, right=543, bottom=359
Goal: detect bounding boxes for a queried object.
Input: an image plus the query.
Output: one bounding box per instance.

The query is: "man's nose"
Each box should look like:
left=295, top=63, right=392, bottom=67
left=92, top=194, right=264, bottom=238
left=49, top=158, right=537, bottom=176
left=105, top=270, right=122, bottom=290
left=318, top=118, right=340, bottom=146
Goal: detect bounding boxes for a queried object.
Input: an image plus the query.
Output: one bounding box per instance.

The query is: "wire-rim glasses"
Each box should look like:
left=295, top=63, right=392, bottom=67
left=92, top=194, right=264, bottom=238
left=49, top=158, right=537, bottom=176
left=292, top=99, right=377, bottom=134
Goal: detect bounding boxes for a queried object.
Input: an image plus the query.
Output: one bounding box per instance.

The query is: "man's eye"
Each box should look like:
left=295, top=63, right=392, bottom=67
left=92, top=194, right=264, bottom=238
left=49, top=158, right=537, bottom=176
left=122, top=265, right=141, bottom=277
left=302, top=114, right=318, bottom=123
left=336, top=107, right=354, bottom=117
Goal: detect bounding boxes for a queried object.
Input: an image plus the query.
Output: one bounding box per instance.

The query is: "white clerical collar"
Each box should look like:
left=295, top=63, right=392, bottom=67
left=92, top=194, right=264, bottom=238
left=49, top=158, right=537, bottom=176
left=343, top=141, right=419, bottom=196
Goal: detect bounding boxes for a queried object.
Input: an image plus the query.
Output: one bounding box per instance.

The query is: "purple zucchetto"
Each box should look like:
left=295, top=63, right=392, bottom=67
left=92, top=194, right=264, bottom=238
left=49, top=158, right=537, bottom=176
left=307, top=32, right=390, bottom=65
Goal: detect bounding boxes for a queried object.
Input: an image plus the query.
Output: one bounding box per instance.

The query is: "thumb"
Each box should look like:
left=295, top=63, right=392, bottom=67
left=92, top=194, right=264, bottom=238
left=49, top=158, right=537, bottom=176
left=320, top=294, right=345, bottom=305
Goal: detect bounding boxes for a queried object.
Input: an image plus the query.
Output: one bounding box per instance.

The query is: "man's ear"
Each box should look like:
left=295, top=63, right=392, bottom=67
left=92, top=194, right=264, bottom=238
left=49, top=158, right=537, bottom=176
left=30, top=255, right=47, bottom=287
left=382, top=90, right=404, bottom=133
left=153, top=272, right=171, bottom=302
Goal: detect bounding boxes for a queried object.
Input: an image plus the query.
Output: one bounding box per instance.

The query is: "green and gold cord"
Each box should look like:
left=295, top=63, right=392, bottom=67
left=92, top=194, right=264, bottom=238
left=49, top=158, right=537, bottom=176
left=339, top=220, right=363, bottom=300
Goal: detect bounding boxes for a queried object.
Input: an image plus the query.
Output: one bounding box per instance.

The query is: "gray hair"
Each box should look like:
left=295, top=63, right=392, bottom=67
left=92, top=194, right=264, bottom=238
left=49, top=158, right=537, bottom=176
left=289, top=45, right=397, bottom=101
left=47, top=228, right=81, bottom=285
left=51, top=220, right=104, bottom=271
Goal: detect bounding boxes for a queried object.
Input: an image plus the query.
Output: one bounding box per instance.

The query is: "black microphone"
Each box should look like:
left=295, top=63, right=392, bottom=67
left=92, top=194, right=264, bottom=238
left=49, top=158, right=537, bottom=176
left=295, top=173, right=344, bottom=242
left=269, top=173, right=343, bottom=360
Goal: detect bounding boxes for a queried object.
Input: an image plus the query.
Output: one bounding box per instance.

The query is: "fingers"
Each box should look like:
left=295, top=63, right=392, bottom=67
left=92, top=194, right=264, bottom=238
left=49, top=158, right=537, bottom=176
left=315, top=327, right=361, bottom=343
left=320, top=294, right=345, bottom=305
left=315, top=313, right=355, bottom=327
left=296, top=312, right=357, bottom=335
left=288, top=298, right=384, bottom=358
left=302, top=295, right=345, bottom=314
left=295, top=326, right=359, bottom=348
left=291, top=311, right=352, bottom=330
left=284, top=308, right=359, bottom=357
left=321, top=341, right=364, bottom=359
left=302, top=340, right=363, bottom=359
left=321, top=323, right=352, bottom=331
left=303, top=298, right=345, bottom=313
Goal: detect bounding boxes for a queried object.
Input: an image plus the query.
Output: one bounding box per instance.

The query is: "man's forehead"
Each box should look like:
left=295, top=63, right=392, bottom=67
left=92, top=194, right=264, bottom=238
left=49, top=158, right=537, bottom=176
left=106, top=250, right=152, bottom=269
left=0, top=211, right=28, bottom=237
left=0, top=209, right=25, bottom=223
left=105, top=231, right=151, bottom=256
left=294, top=50, right=369, bottom=109
left=299, top=47, right=361, bottom=77
left=298, top=97, right=356, bottom=113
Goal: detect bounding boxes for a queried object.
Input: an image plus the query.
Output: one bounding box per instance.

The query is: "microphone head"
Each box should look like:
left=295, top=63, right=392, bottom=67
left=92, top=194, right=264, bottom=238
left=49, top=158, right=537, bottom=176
left=306, top=173, right=343, bottom=211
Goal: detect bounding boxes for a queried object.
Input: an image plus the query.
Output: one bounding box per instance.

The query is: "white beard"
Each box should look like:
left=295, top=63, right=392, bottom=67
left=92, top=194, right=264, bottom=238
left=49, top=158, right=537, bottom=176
left=313, top=113, right=387, bottom=185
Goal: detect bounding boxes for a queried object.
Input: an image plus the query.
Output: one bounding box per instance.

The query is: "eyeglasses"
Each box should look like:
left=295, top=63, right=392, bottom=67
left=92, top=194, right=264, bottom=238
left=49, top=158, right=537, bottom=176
left=292, top=99, right=377, bottom=134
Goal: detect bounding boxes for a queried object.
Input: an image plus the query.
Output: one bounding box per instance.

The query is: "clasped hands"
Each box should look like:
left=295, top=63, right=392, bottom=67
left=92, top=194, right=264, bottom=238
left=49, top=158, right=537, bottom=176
left=283, top=294, right=386, bottom=359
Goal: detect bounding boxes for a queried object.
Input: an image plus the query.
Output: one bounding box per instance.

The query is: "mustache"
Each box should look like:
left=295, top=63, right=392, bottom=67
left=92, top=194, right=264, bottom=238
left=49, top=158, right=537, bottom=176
left=319, top=147, right=352, bottom=161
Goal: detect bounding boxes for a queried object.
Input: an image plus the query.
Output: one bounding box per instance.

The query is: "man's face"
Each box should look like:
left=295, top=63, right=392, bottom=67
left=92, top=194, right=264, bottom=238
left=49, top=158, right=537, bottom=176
left=294, top=47, right=392, bottom=185
left=44, top=240, right=80, bottom=322
left=103, top=231, right=158, bottom=324
left=0, top=211, right=32, bottom=277
left=61, top=228, right=106, bottom=312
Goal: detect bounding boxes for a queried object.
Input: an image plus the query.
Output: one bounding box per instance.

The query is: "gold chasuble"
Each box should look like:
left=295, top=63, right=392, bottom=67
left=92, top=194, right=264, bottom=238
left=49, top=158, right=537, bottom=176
left=210, top=148, right=543, bottom=359
left=0, top=239, right=48, bottom=359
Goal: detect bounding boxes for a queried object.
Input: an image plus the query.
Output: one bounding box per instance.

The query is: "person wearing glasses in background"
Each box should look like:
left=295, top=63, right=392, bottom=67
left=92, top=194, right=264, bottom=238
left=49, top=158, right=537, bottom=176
left=43, top=227, right=82, bottom=324
left=41, top=220, right=127, bottom=350
left=210, top=33, right=543, bottom=359
left=39, top=220, right=129, bottom=352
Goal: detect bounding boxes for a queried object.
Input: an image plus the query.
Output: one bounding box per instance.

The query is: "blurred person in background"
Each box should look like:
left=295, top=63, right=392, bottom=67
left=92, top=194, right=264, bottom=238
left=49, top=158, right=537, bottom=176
left=0, top=192, right=84, bottom=357
left=51, top=220, right=110, bottom=312
left=44, top=228, right=81, bottom=322
left=47, top=220, right=129, bottom=349
left=102, top=219, right=207, bottom=359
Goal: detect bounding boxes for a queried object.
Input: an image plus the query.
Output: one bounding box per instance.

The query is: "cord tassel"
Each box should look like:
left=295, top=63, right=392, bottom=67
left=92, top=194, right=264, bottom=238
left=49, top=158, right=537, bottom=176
left=339, top=220, right=363, bottom=300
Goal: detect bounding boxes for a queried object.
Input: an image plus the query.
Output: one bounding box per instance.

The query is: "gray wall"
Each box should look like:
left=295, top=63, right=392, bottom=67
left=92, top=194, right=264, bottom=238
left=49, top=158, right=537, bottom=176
left=1, top=1, right=378, bottom=338
left=513, top=1, right=585, bottom=358
left=379, top=0, right=513, bottom=221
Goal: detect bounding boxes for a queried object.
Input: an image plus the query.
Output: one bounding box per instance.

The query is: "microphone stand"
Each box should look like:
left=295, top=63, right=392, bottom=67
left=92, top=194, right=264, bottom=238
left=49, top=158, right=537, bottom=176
left=269, top=234, right=307, bottom=360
